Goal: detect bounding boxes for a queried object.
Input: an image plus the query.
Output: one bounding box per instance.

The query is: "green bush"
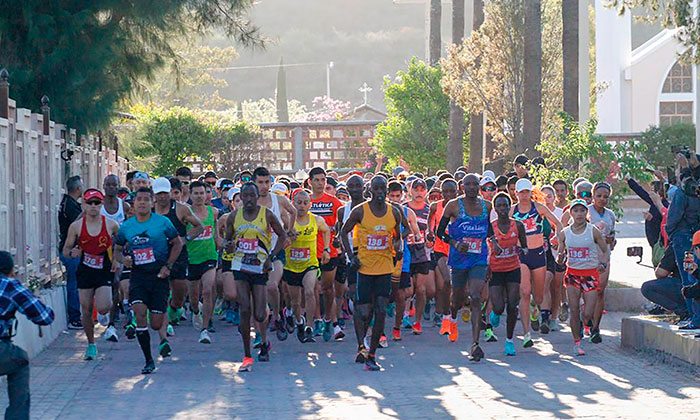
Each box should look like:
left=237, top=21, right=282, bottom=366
left=639, top=124, right=695, bottom=168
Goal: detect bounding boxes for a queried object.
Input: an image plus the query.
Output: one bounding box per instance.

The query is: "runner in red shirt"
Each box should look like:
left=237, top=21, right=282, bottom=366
left=308, top=167, right=345, bottom=341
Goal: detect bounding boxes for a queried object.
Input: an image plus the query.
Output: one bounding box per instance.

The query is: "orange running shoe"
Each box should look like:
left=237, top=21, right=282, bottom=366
left=412, top=321, right=422, bottom=335
left=439, top=317, right=450, bottom=335
left=448, top=321, right=459, bottom=342
left=392, top=327, right=401, bottom=341
left=238, top=357, right=254, bottom=372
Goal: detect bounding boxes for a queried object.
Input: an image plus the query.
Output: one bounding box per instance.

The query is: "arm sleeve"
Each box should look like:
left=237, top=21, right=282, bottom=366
left=627, top=178, right=654, bottom=206
left=436, top=216, right=451, bottom=243
left=13, top=282, right=55, bottom=325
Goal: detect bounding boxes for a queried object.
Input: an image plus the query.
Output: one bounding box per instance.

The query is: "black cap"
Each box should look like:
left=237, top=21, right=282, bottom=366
left=219, top=178, right=234, bottom=188
left=204, top=171, right=217, bottom=179
left=0, top=251, right=13, bottom=276
left=326, top=177, right=338, bottom=188
left=513, top=154, right=529, bottom=166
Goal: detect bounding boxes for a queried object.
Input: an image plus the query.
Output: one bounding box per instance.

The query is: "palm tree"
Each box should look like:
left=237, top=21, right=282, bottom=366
left=468, top=0, right=485, bottom=173
left=523, top=0, right=542, bottom=155
left=428, top=0, right=442, bottom=66
left=562, top=0, right=578, bottom=121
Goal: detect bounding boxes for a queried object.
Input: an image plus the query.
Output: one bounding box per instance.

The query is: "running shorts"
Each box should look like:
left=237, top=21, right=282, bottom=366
left=451, top=265, right=488, bottom=289
left=129, top=273, right=169, bottom=313
left=233, top=271, right=268, bottom=286
left=188, top=260, right=217, bottom=281
left=520, top=246, right=546, bottom=270
left=356, top=273, right=391, bottom=305
left=564, top=268, right=601, bottom=293
left=283, top=267, right=318, bottom=287
left=320, top=256, right=340, bottom=272
left=76, top=265, right=113, bottom=290
left=490, top=268, right=521, bottom=286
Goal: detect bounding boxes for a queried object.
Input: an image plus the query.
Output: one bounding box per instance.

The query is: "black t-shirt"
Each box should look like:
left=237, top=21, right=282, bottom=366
left=59, top=194, right=82, bottom=251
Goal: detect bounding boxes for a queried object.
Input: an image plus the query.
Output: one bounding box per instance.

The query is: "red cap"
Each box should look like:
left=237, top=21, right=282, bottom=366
left=83, top=189, right=104, bottom=202
left=693, top=231, right=700, bottom=248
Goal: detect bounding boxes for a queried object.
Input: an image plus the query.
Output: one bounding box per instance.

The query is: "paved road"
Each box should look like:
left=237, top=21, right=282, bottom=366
left=2, top=311, right=698, bottom=419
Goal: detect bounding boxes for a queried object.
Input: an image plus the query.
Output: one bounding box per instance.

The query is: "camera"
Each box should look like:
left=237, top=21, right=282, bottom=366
left=672, top=144, right=692, bottom=159
left=627, top=246, right=643, bottom=257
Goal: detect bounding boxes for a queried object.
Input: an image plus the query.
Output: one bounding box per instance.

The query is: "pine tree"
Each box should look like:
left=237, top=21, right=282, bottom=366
left=276, top=57, right=289, bottom=123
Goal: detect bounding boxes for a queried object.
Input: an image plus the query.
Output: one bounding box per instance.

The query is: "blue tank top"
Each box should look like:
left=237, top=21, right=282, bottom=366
left=447, top=198, right=489, bottom=269
left=401, top=206, right=411, bottom=272
left=512, top=202, right=544, bottom=239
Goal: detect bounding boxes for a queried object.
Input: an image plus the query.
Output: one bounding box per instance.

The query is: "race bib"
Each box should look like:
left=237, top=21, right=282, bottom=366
left=83, top=253, right=104, bottom=269
left=496, top=246, right=517, bottom=259
left=290, top=247, right=311, bottom=262
left=568, top=247, right=590, bottom=261
left=367, top=234, right=389, bottom=250
left=194, top=225, right=213, bottom=241
left=133, top=247, right=156, bottom=265
left=222, top=250, right=234, bottom=262
left=523, top=218, right=537, bottom=233
left=237, top=238, right=259, bottom=253
left=463, top=237, right=483, bottom=254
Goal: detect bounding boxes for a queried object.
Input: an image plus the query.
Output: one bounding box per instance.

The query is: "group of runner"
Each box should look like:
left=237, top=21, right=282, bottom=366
left=61, top=154, right=616, bottom=373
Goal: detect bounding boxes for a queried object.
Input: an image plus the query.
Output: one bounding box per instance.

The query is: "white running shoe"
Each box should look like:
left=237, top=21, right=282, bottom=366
left=97, top=313, right=109, bottom=327
left=104, top=325, right=119, bottom=342
left=363, top=334, right=371, bottom=350
left=166, top=324, right=175, bottom=337
left=192, top=309, right=203, bottom=331
left=333, top=325, right=345, bottom=340
left=199, top=329, right=211, bottom=344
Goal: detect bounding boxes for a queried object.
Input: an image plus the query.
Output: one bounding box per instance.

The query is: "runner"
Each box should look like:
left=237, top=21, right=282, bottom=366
left=184, top=181, right=220, bottom=344
left=175, top=166, right=194, bottom=204
left=553, top=179, right=570, bottom=209
left=336, top=175, right=365, bottom=301
left=540, top=185, right=566, bottom=332
left=511, top=178, right=563, bottom=347
left=224, top=183, right=287, bottom=372
left=252, top=167, right=296, bottom=342
left=101, top=174, right=130, bottom=342
left=114, top=187, right=183, bottom=374
left=62, top=189, right=119, bottom=360
left=308, top=167, right=345, bottom=341
left=405, top=178, right=434, bottom=334
left=557, top=199, right=609, bottom=356
left=588, top=182, right=616, bottom=343
left=284, top=190, right=332, bottom=343
left=436, top=174, right=491, bottom=361
left=429, top=178, right=458, bottom=336
left=340, top=176, right=404, bottom=371
left=152, top=178, right=204, bottom=333
left=487, top=193, right=528, bottom=356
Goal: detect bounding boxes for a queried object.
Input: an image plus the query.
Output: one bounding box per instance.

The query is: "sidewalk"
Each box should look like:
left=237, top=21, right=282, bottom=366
left=1, top=312, right=699, bottom=419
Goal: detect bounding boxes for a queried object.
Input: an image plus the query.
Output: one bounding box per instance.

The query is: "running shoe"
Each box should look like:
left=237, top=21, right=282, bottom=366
left=355, top=345, right=368, bottom=363
left=584, top=320, right=592, bottom=337
left=412, top=321, right=423, bottom=335
left=297, top=324, right=306, bottom=343
left=386, top=302, right=395, bottom=318
left=590, top=329, right=602, bottom=344
left=522, top=332, right=534, bottom=348
left=423, top=300, right=432, bottom=321
left=159, top=340, right=172, bottom=358
left=84, top=344, right=97, bottom=361
left=68, top=320, right=83, bottom=330
left=141, top=360, right=156, bottom=374
left=433, top=312, right=442, bottom=328
left=224, top=309, right=233, bottom=323
left=364, top=356, right=381, bottom=371
left=313, top=319, right=324, bottom=337
left=402, top=315, right=413, bottom=329
left=468, top=343, right=484, bottom=362
left=333, top=325, right=345, bottom=341
left=504, top=340, right=516, bottom=356
left=213, top=297, right=224, bottom=316
left=409, top=305, right=415, bottom=318
left=364, top=334, right=371, bottom=351
left=379, top=334, right=388, bottom=348
left=338, top=318, right=346, bottom=329
left=530, top=307, right=540, bottom=332
left=97, top=312, right=109, bottom=327
left=392, top=327, right=401, bottom=341
left=448, top=321, right=459, bottom=343
left=207, top=319, right=216, bottom=333
left=253, top=333, right=263, bottom=349
left=559, top=302, right=569, bottom=322
left=489, top=312, right=501, bottom=329
left=238, top=357, right=254, bottom=372
left=125, top=324, right=136, bottom=340
left=462, top=307, right=471, bottom=323
left=574, top=341, right=586, bottom=356
left=549, top=319, right=560, bottom=331
left=199, top=329, right=212, bottom=344
left=303, top=326, right=316, bottom=343
left=166, top=324, right=175, bottom=337
left=104, top=325, right=119, bottom=342
left=439, top=317, right=450, bottom=335
left=192, top=310, right=203, bottom=331
left=232, top=309, right=240, bottom=327
left=275, top=319, right=288, bottom=341
left=258, top=341, right=271, bottom=362
left=322, top=321, right=333, bottom=342
left=540, top=319, right=550, bottom=334
left=167, top=305, right=178, bottom=324
left=285, top=311, right=296, bottom=334
left=484, top=327, right=498, bottom=342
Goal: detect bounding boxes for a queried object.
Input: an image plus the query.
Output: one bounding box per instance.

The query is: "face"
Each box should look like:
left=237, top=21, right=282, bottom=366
left=155, top=191, right=170, bottom=207
left=577, top=187, right=593, bottom=204
left=370, top=178, right=388, bottom=202
left=293, top=194, right=311, bottom=214
left=494, top=196, right=510, bottom=218
left=480, top=183, right=496, bottom=201
left=191, top=186, right=206, bottom=205
left=516, top=189, right=531, bottom=203
left=442, top=182, right=458, bottom=201
left=507, top=184, right=517, bottom=199
left=463, top=175, right=479, bottom=198
left=204, top=177, right=217, bottom=189
left=542, top=188, right=555, bottom=207
left=593, top=187, right=610, bottom=208
left=171, top=188, right=182, bottom=202
left=429, top=191, right=442, bottom=203
left=554, top=183, right=568, bottom=201
left=410, top=184, right=427, bottom=202
left=254, top=175, right=271, bottom=196
left=240, top=186, right=259, bottom=209
left=337, top=191, right=349, bottom=201
left=388, top=189, right=403, bottom=204
left=134, top=192, right=153, bottom=215
left=177, top=175, right=191, bottom=195
left=311, top=174, right=326, bottom=194
left=205, top=187, right=213, bottom=204
left=103, top=176, right=119, bottom=197
left=571, top=205, right=588, bottom=224
left=325, top=184, right=337, bottom=196
left=133, top=178, right=150, bottom=191
left=347, top=176, right=364, bottom=201
left=233, top=194, right=243, bottom=210
left=83, top=199, right=102, bottom=216
left=514, top=163, right=528, bottom=178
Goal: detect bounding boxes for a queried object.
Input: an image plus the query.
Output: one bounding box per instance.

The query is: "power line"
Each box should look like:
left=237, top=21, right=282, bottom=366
left=205, top=62, right=324, bottom=71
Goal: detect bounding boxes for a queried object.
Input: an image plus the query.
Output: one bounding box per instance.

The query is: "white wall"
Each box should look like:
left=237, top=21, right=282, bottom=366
left=12, top=286, right=67, bottom=358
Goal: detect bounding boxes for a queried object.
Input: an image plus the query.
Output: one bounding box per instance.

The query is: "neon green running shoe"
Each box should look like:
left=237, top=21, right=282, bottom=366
left=484, top=327, right=498, bottom=342
left=84, top=344, right=97, bottom=360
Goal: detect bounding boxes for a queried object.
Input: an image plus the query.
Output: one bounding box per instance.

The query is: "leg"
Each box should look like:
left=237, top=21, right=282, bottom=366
left=505, top=282, right=520, bottom=340
left=425, top=270, right=436, bottom=308
left=302, top=271, right=318, bottom=327
left=0, top=343, right=30, bottom=420
left=353, top=276, right=373, bottom=347
left=60, top=255, right=82, bottom=324
left=370, top=294, right=390, bottom=356
left=187, top=279, right=202, bottom=316
left=468, top=276, right=486, bottom=344
left=641, top=277, right=688, bottom=316
left=267, top=260, right=284, bottom=322
left=671, top=232, right=700, bottom=325
left=581, top=289, right=599, bottom=330
left=222, top=272, right=238, bottom=302
left=450, top=270, right=468, bottom=319
left=252, top=284, right=269, bottom=324
left=321, top=265, right=338, bottom=323
left=94, top=285, right=113, bottom=315
left=593, top=265, right=610, bottom=329
left=519, top=265, right=532, bottom=334
left=567, top=286, right=583, bottom=341
left=236, top=280, right=253, bottom=357
left=169, top=279, right=187, bottom=310
left=414, top=272, right=428, bottom=322
left=289, top=285, right=303, bottom=323
left=200, top=268, right=217, bottom=330
left=132, top=302, right=152, bottom=363
left=489, top=285, right=506, bottom=317
left=550, top=270, right=564, bottom=320
left=79, top=288, right=96, bottom=344
left=542, top=270, right=554, bottom=312
left=109, top=278, right=119, bottom=326
left=530, top=267, right=547, bottom=306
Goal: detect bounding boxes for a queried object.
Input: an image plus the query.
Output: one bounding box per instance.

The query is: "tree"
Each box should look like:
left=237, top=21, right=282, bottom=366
left=305, top=96, right=352, bottom=122
left=469, top=0, right=485, bottom=173
left=236, top=98, right=307, bottom=123
left=276, top=57, right=290, bottom=122
left=639, top=123, right=695, bottom=169
left=562, top=0, right=579, bottom=121
left=374, top=58, right=464, bottom=173
left=523, top=0, right=543, bottom=154
left=428, top=0, right=442, bottom=66
left=0, top=1, right=263, bottom=133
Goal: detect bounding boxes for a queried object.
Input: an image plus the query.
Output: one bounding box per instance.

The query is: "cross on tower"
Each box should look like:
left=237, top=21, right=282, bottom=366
left=359, top=82, right=372, bottom=105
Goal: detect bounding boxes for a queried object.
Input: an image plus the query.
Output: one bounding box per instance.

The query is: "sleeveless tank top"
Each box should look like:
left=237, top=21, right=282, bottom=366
left=285, top=214, right=319, bottom=273
left=432, top=200, right=449, bottom=255
left=186, top=206, right=217, bottom=264
left=488, top=220, right=520, bottom=272
left=513, top=202, right=544, bottom=244
left=406, top=202, right=430, bottom=264
left=562, top=223, right=599, bottom=270
left=357, top=202, right=396, bottom=275
left=78, top=216, right=113, bottom=270
left=447, top=198, right=489, bottom=269
left=101, top=198, right=125, bottom=224
left=231, top=207, right=271, bottom=274
left=263, top=194, right=283, bottom=248
left=166, top=200, right=188, bottom=237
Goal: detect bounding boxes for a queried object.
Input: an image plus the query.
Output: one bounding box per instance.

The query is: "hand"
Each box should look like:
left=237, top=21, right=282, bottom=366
left=456, top=242, right=469, bottom=254
left=321, top=250, right=330, bottom=265
left=520, top=247, right=529, bottom=256
left=123, top=256, right=133, bottom=269
left=556, top=252, right=566, bottom=265
left=263, top=257, right=273, bottom=273
left=653, top=169, right=665, bottom=182
left=69, top=246, right=81, bottom=258
left=111, top=262, right=122, bottom=275
left=690, top=151, right=699, bottom=168
left=225, top=240, right=235, bottom=254
left=490, top=238, right=502, bottom=256
left=157, top=265, right=171, bottom=279
left=684, top=260, right=697, bottom=273
left=287, top=229, right=299, bottom=241
left=643, top=211, right=653, bottom=221
left=426, top=231, right=435, bottom=243
left=350, top=254, right=361, bottom=270
left=677, top=153, right=689, bottom=169
left=332, top=237, right=341, bottom=249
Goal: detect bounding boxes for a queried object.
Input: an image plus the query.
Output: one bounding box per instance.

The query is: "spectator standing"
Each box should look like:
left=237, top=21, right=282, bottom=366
left=58, top=175, right=83, bottom=329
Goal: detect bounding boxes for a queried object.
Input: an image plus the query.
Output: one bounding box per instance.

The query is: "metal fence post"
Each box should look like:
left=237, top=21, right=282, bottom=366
left=0, top=69, right=9, bottom=120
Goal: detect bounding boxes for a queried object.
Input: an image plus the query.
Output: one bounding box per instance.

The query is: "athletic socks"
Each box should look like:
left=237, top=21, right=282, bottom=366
left=541, top=309, right=551, bottom=322
left=136, top=327, right=152, bottom=363
left=443, top=314, right=450, bottom=320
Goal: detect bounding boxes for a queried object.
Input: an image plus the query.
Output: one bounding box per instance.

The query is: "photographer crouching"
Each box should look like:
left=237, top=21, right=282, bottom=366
left=666, top=149, right=700, bottom=330
left=0, top=251, right=55, bottom=419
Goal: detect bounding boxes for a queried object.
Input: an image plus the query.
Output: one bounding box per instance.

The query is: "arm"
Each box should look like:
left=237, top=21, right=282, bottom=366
left=12, top=282, right=55, bottom=325
left=405, top=207, right=419, bottom=239
left=516, top=221, right=528, bottom=249
left=159, top=237, right=183, bottom=279
left=62, top=221, right=81, bottom=258
left=317, top=215, right=331, bottom=265
left=627, top=178, right=655, bottom=206
left=212, top=208, right=222, bottom=249
left=536, top=202, right=563, bottom=236
left=592, top=226, right=610, bottom=271
left=267, top=208, right=288, bottom=269
left=224, top=210, right=237, bottom=253
left=340, top=206, right=363, bottom=264
left=391, top=205, right=404, bottom=260
left=178, top=203, right=204, bottom=241
left=280, top=196, right=297, bottom=233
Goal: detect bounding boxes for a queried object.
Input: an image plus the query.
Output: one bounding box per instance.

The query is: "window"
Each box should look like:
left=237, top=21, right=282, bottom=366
left=659, top=101, right=693, bottom=125
left=662, top=62, right=692, bottom=93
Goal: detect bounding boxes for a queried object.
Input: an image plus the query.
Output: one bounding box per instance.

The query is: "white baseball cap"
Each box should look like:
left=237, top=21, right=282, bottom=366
left=271, top=183, right=288, bottom=196
left=227, top=187, right=240, bottom=201
left=479, top=176, right=496, bottom=187
left=515, top=178, right=533, bottom=193
left=482, top=170, right=496, bottom=180
left=152, top=177, right=171, bottom=194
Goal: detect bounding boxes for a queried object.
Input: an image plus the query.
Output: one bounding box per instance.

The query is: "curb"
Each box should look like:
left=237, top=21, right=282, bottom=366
left=621, top=315, right=700, bottom=366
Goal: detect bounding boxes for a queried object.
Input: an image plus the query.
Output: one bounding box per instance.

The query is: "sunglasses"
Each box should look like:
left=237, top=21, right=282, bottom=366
left=481, top=186, right=496, bottom=192
left=206, top=182, right=217, bottom=187
left=181, top=181, right=190, bottom=186
left=241, top=176, right=252, bottom=183
left=86, top=200, right=102, bottom=206
left=578, top=191, right=592, bottom=198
